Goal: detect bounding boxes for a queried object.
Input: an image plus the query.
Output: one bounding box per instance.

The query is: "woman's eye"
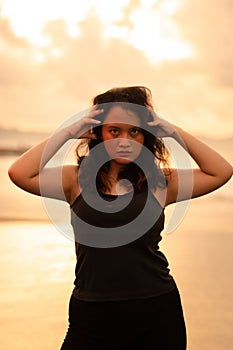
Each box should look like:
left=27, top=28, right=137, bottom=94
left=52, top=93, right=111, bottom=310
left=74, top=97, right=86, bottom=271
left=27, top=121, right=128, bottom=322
left=110, top=129, right=119, bottom=135
left=131, top=128, right=141, bottom=135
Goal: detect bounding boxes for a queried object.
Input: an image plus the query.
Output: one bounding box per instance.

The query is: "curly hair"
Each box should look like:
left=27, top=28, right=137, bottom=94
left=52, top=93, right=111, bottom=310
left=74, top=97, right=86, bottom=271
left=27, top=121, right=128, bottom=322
left=76, top=86, right=170, bottom=192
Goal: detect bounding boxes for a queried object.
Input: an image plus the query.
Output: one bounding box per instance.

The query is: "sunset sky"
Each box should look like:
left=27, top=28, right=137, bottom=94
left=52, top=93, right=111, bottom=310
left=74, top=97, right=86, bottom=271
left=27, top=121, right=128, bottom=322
left=1, top=0, right=233, bottom=138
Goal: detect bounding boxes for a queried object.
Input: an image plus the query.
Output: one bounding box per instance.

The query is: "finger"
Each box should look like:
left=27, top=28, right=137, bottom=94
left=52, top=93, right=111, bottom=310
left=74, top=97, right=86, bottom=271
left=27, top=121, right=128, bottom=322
left=84, top=118, right=102, bottom=125
left=88, top=108, right=104, bottom=117
left=147, top=121, right=160, bottom=126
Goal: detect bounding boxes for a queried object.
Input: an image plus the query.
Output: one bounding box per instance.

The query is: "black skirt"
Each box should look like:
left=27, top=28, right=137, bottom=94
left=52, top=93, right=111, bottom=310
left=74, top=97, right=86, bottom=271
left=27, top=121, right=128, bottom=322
left=60, top=286, right=186, bottom=350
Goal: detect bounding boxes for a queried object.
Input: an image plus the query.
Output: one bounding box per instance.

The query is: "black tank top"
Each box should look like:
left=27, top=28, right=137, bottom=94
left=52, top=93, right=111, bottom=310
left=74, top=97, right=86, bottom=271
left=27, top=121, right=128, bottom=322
left=70, top=187, right=175, bottom=301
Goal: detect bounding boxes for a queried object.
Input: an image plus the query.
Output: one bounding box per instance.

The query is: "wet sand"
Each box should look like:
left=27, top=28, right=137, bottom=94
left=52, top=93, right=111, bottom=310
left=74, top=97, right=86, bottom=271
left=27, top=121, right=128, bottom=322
left=0, top=197, right=233, bottom=350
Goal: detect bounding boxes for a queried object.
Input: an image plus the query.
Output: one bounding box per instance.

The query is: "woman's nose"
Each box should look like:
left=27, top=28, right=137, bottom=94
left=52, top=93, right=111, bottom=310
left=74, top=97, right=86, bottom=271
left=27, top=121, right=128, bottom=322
left=118, top=136, right=131, bottom=148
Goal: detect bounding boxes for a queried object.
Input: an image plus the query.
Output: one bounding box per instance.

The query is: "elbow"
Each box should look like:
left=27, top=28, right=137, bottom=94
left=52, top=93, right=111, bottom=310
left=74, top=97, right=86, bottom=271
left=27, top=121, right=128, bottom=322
left=8, top=164, right=19, bottom=185
left=220, top=163, right=233, bottom=186
left=8, top=164, right=24, bottom=187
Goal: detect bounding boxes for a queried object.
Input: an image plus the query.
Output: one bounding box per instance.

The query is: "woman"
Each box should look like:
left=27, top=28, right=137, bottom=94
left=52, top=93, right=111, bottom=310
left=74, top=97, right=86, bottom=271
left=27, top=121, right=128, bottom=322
left=8, top=86, right=232, bottom=349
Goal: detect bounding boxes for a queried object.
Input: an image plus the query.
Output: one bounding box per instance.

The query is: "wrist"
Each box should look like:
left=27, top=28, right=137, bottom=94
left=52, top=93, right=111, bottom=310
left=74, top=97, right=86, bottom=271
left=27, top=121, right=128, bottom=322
left=59, top=127, right=75, bottom=141
left=170, top=126, right=186, bottom=146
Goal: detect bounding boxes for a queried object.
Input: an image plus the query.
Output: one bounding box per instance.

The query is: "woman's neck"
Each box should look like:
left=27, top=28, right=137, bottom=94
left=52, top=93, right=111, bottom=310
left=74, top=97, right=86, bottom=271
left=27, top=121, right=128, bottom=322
left=105, top=162, right=129, bottom=195
left=108, top=161, right=125, bottom=181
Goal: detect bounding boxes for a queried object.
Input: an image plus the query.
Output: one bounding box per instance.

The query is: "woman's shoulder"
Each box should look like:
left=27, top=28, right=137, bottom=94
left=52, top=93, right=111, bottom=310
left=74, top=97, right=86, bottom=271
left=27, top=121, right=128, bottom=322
left=62, top=164, right=79, bottom=176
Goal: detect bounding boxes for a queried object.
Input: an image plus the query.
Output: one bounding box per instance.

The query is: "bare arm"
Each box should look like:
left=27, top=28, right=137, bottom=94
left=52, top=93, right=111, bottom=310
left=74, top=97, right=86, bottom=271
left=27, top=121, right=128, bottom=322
left=8, top=131, right=74, bottom=201
left=166, top=126, right=232, bottom=205
left=148, top=115, right=233, bottom=206
left=8, top=108, right=103, bottom=203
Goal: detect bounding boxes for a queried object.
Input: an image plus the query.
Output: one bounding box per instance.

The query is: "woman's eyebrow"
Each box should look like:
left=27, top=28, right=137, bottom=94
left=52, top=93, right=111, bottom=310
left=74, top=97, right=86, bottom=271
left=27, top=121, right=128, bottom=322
left=106, top=123, right=129, bottom=128
left=104, top=123, right=140, bottom=128
left=105, top=125, right=120, bottom=129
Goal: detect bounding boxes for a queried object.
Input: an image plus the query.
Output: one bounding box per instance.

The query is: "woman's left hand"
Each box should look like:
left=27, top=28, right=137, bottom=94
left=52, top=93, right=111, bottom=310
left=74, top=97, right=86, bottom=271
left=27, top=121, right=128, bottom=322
left=147, top=109, right=176, bottom=138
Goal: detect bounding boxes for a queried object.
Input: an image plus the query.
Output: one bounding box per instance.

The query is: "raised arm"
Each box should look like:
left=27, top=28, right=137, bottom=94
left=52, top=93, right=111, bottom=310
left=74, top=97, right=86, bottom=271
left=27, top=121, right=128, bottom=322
left=8, top=108, right=102, bottom=203
left=148, top=114, right=233, bottom=206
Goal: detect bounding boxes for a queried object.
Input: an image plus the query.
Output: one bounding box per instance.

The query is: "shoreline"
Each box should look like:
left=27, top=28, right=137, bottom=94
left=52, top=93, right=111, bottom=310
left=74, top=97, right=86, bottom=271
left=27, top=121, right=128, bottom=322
left=1, top=194, right=232, bottom=224
left=0, top=217, right=50, bottom=223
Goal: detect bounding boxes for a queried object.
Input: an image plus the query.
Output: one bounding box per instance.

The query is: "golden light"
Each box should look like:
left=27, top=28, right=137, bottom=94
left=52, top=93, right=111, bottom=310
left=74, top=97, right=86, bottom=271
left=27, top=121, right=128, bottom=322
left=128, top=3, right=193, bottom=63
left=1, top=0, right=90, bottom=45
left=2, top=0, right=193, bottom=63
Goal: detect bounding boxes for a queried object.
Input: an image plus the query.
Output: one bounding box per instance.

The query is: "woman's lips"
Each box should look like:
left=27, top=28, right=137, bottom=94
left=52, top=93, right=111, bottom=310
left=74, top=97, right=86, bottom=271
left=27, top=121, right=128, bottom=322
left=116, top=151, right=132, bottom=157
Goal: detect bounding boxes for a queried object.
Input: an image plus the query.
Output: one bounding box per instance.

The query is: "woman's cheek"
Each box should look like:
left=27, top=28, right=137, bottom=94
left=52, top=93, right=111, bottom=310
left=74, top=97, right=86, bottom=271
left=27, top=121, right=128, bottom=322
left=103, top=139, right=118, bottom=158
left=133, top=143, right=143, bottom=159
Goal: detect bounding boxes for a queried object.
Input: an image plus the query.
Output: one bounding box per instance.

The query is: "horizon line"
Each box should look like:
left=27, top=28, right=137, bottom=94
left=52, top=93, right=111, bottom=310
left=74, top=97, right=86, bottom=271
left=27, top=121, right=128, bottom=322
left=0, top=125, right=233, bottom=141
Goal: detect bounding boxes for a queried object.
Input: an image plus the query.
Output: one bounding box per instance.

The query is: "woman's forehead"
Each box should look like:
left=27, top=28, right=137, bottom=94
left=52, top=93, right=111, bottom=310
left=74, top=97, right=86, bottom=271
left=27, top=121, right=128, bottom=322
left=103, top=106, right=141, bottom=126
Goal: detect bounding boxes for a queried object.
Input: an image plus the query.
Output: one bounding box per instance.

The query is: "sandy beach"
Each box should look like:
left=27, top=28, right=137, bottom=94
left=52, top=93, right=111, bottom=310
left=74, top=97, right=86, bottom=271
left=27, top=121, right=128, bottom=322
left=0, top=221, right=75, bottom=350
left=1, top=196, right=233, bottom=350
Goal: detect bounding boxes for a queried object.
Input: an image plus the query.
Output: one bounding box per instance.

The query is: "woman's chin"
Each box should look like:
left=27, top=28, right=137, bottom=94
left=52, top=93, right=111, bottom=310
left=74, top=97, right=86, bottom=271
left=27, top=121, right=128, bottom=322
left=112, top=157, right=133, bottom=165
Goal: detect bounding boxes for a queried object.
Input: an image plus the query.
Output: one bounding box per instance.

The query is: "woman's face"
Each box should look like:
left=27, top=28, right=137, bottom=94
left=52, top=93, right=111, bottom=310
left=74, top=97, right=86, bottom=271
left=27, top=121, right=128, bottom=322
left=101, top=106, right=144, bottom=166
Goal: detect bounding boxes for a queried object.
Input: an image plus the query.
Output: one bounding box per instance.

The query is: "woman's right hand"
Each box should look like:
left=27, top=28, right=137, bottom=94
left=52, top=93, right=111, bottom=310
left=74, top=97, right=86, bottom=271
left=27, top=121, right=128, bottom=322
left=65, top=106, right=104, bottom=139
left=8, top=106, right=104, bottom=201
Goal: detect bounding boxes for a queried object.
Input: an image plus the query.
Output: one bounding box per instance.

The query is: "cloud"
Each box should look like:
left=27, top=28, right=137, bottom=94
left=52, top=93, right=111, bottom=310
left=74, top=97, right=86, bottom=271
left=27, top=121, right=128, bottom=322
left=174, top=0, right=233, bottom=87
left=0, top=3, right=233, bottom=137
left=0, top=18, right=29, bottom=48
left=0, top=15, right=157, bottom=130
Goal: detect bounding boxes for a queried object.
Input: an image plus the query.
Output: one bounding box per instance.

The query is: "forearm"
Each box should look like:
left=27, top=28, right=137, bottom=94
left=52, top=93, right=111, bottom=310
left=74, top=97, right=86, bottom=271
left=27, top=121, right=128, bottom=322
left=173, top=125, right=233, bottom=180
left=8, top=128, right=70, bottom=181
left=8, top=107, right=102, bottom=196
